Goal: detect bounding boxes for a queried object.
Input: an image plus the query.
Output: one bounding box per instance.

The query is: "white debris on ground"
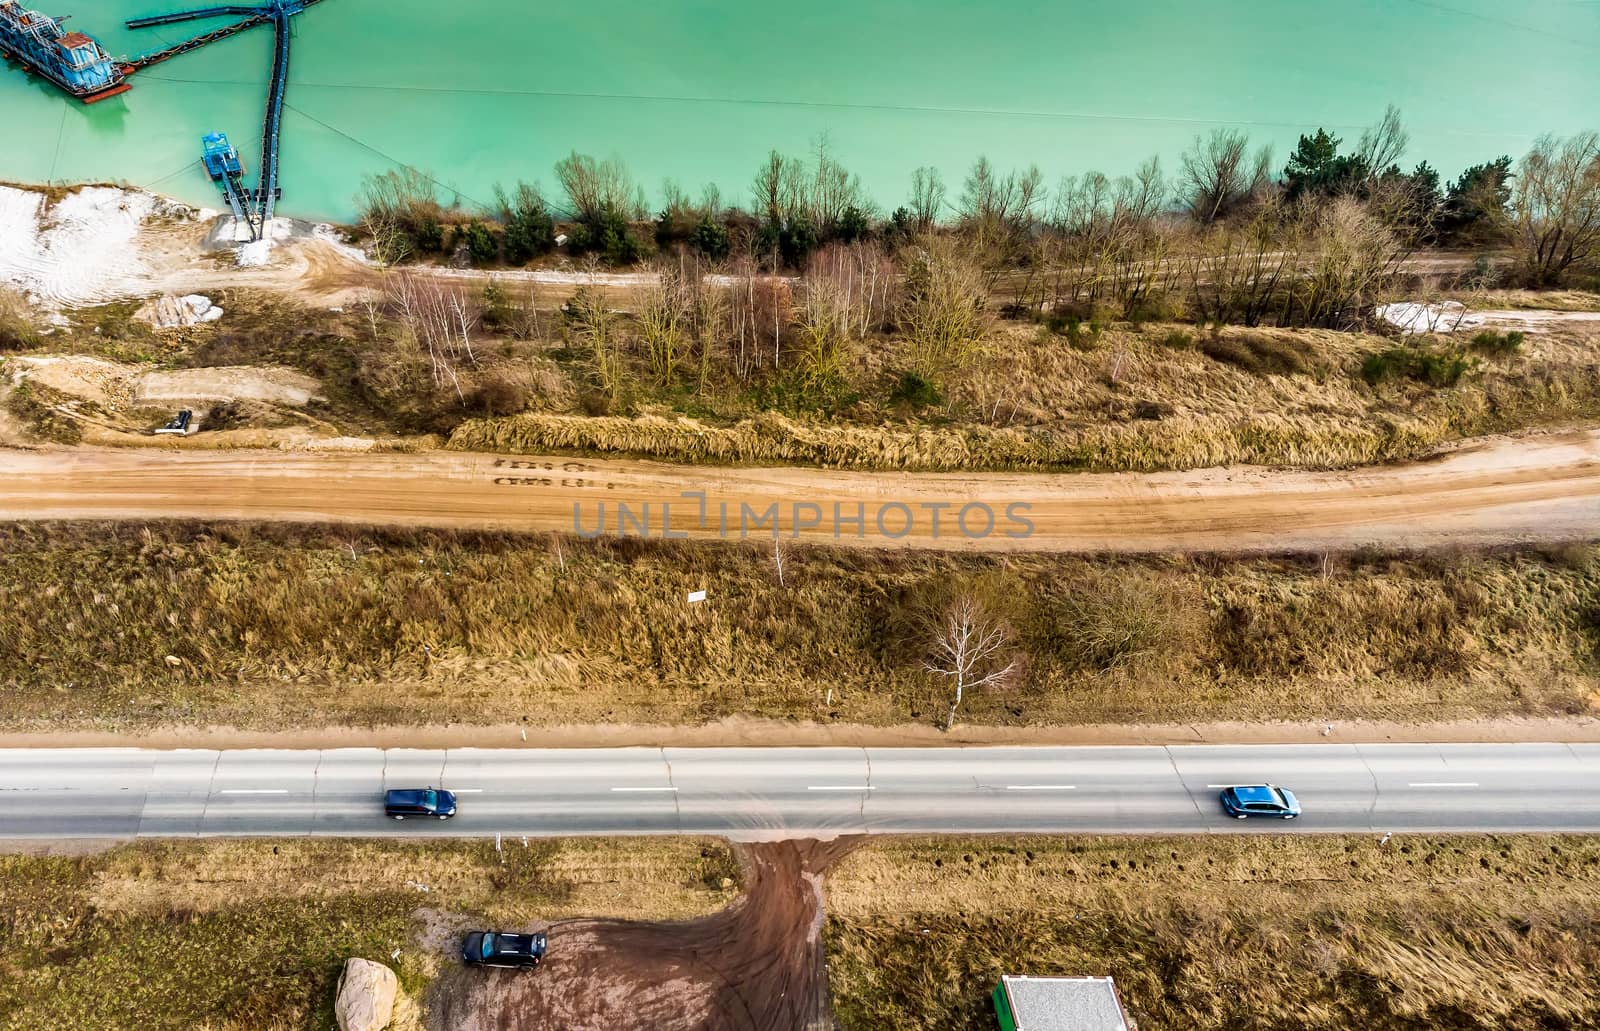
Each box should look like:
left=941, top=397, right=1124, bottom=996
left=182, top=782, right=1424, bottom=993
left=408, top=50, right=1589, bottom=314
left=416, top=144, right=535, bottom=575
left=236, top=238, right=273, bottom=266
left=1375, top=301, right=1486, bottom=335
left=0, top=184, right=170, bottom=308
left=314, top=222, right=371, bottom=265
left=1377, top=300, right=1600, bottom=336
left=136, top=293, right=225, bottom=329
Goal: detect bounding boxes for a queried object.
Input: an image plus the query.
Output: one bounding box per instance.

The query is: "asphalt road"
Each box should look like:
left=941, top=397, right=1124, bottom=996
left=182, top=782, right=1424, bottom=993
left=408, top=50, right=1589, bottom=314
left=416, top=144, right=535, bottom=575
left=2, top=743, right=1598, bottom=843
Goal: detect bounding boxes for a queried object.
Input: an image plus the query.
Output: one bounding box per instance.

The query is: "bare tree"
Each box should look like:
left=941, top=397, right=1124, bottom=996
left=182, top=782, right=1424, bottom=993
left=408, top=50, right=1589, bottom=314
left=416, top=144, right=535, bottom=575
left=637, top=268, right=693, bottom=386
left=810, top=134, right=869, bottom=234
left=957, top=157, right=1045, bottom=271
left=554, top=152, right=635, bottom=223
left=385, top=271, right=481, bottom=401
left=924, top=593, right=1018, bottom=731
left=1187, top=197, right=1298, bottom=326
left=909, top=166, right=946, bottom=233
left=1179, top=129, right=1273, bottom=225
left=360, top=206, right=413, bottom=266
left=1289, top=196, right=1406, bottom=328
left=899, top=237, right=989, bottom=381
left=565, top=287, right=624, bottom=404
left=751, top=149, right=807, bottom=226
left=1356, top=104, right=1410, bottom=180
left=1040, top=156, right=1171, bottom=316
left=1513, top=131, right=1600, bottom=286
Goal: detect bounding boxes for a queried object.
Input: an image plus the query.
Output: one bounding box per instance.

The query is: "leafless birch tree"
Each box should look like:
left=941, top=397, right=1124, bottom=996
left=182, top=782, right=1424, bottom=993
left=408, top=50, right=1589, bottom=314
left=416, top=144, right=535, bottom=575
left=925, top=593, right=1018, bottom=731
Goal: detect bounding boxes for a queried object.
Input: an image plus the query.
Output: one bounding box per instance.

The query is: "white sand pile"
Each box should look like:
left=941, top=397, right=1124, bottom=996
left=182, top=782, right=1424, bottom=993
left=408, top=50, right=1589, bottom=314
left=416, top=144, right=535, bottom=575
left=1378, top=300, right=1600, bottom=335
left=313, top=222, right=370, bottom=265
left=136, top=293, right=225, bottom=329
left=0, top=185, right=165, bottom=307
left=236, top=238, right=274, bottom=267
left=1375, top=301, right=1486, bottom=335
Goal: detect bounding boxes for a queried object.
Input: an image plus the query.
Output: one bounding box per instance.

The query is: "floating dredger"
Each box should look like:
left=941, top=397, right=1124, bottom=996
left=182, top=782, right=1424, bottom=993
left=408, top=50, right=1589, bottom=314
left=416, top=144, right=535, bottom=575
left=0, top=0, right=129, bottom=102
left=3, top=0, right=322, bottom=241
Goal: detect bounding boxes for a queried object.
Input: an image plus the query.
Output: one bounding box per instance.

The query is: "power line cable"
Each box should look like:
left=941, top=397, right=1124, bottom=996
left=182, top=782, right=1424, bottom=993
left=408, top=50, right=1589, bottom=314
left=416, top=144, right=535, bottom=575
left=131, top=71, right=1534, bottom=140
left=281, top=101, right=490, bottom=209
left=1395, top=0, right=1600, bottom=50
left=140, top=158, right=201, bottom=190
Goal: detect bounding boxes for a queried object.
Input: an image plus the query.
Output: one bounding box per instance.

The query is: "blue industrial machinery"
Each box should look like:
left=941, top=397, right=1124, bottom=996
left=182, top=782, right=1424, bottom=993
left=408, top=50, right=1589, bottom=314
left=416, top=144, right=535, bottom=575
left=0, top=0, right=129, bottom=101
left=124, top=0, right=323, bottom=239
left=201, top=131, right=252, bottom=227
left=2, top=0, right=322, bottom=242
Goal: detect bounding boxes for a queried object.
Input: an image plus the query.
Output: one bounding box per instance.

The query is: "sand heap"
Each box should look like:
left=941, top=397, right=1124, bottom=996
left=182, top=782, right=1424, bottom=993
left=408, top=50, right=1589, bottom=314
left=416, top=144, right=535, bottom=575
left=136, top=293, right=225, bottom=328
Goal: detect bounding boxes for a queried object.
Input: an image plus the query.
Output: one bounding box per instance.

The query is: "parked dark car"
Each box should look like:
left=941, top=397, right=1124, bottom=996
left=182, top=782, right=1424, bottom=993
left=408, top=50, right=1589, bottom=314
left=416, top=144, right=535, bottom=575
left=1219, top=784, right=1301, bottom=820
left=383, top=787, right=457, bottom=820
left=154, top=409, right=193, bottom=435
left=462, top=931, right=547, bottom=970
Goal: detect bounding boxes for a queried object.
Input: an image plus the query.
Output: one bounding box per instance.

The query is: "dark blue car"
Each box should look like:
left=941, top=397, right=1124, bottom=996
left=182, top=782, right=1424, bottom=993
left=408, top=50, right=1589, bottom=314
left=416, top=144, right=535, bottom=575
left=384, top=787, right=457, bottom=820
left=462, top=931, right=547, bottom=970
left=1220, top=784, right=1301, bottom=820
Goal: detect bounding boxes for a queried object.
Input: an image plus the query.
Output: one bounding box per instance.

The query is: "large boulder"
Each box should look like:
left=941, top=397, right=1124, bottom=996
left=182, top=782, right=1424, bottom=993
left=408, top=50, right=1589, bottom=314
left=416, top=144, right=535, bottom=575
left=335, top=957, right=398, bottom=1031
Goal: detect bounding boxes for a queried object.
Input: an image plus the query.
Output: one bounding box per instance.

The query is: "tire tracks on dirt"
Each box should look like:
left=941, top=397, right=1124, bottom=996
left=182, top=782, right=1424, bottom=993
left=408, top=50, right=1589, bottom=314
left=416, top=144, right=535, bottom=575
left=0, top=429, right=1596, bottom=553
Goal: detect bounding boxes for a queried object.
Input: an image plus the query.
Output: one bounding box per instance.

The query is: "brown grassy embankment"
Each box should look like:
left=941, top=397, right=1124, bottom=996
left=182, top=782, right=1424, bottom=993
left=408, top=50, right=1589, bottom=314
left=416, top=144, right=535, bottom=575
left=1, top=523, right=1595, bottom=731
left=825, top=835, right=1600, bottom=1030
left=449, top=319, right=1600, bottom=471
left=6, top=285, right=1599, bottom=472
left=0, top=837, right=738, bottom=1030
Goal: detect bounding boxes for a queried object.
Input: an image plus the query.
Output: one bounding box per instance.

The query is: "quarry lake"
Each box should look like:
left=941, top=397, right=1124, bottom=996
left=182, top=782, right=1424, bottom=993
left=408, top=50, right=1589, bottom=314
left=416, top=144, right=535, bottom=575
left=2, top=0, right=1597, bottom=222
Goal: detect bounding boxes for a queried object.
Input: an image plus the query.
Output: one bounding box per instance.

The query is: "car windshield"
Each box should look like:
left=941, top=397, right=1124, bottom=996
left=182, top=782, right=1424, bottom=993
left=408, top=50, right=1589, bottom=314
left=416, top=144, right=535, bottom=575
left=423, top=789, right=437, bottom=808
left=480, top=934, right=495, bottom=960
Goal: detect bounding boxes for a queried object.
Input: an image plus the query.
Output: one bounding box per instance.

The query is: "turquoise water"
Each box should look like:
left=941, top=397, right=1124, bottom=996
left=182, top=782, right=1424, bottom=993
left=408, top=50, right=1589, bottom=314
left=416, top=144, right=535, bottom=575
left=3, top=0, right=1597, bottom=222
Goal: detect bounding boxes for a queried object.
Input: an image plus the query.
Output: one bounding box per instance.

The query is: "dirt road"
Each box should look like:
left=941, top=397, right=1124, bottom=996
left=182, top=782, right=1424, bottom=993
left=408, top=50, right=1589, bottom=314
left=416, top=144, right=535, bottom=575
left=0, top=430, right=1596, bottom=552
left=427, top=839, right=855, bottom=1031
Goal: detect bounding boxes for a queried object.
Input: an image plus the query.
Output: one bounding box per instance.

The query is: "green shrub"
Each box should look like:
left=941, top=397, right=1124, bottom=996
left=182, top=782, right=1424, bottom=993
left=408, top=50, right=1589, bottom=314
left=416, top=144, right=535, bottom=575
left=1157, top=329, right=1194, bottom=350
left=570, top=203, right=644, bottom=266
left=1469, top=329, right=1525, bottom=355
left=1361, top=346, right=1473, bottom=387
left=461, top=220, right=499, bottom=266
left=1045, top=315, right=1101, bottom=350
left=690, top=215, right=731, bottom=261
left=503, top=207, right=555, bottom=265
left=889, top=372, right=942, bottom=410
left=1200, top=334, right=1308, bottom=376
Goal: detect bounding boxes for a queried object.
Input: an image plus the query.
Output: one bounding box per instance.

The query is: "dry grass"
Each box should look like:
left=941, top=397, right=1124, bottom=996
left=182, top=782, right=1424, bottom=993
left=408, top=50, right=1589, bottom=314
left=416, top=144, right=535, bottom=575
left=450, top=320, right=1600, bottom=472
left=1, top=523, right=1595, bottom=731
left=825, top=834, right=1600, bottom=1030
left=1459, top=289, right=1600, bottom=311
left=14, top=282, right=1600, bottom=471
left=0, top=837, right=738, bottom=1030
left=89, top=837, right=739, bottom=922
left=0, top=286, right=40, bottom=350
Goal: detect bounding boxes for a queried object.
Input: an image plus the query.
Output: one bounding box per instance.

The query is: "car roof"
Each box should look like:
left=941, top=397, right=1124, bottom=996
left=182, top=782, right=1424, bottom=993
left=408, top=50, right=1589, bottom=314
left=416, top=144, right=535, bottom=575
left=1231, top=785, right=1283, bottom=804
left=488, top=932, right=544, bottom=954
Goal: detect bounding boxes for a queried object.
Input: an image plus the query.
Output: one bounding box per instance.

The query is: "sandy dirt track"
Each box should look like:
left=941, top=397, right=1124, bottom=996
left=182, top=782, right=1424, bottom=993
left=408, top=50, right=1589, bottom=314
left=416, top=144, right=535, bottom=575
left=427, top=840, right=852, bottom=1031
left=1, top=431, right=1598, bottom=552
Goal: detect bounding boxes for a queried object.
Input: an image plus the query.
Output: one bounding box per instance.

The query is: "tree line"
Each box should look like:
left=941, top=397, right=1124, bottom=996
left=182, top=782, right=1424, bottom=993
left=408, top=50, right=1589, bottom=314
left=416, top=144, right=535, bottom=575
left=356, top=109, right=1600, bottom=298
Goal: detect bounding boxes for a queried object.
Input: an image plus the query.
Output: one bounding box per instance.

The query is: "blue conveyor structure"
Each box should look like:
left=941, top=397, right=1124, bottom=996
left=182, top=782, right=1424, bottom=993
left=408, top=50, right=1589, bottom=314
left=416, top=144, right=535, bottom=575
left=126, top=0, right=321, bottom=237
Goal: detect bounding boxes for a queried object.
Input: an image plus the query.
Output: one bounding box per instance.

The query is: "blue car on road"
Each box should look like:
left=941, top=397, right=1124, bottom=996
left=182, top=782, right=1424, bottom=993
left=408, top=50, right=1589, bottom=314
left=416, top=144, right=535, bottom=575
left=384, top=787, right=457, bottom=820
left=1220, top=784, right=1301, bottom=820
